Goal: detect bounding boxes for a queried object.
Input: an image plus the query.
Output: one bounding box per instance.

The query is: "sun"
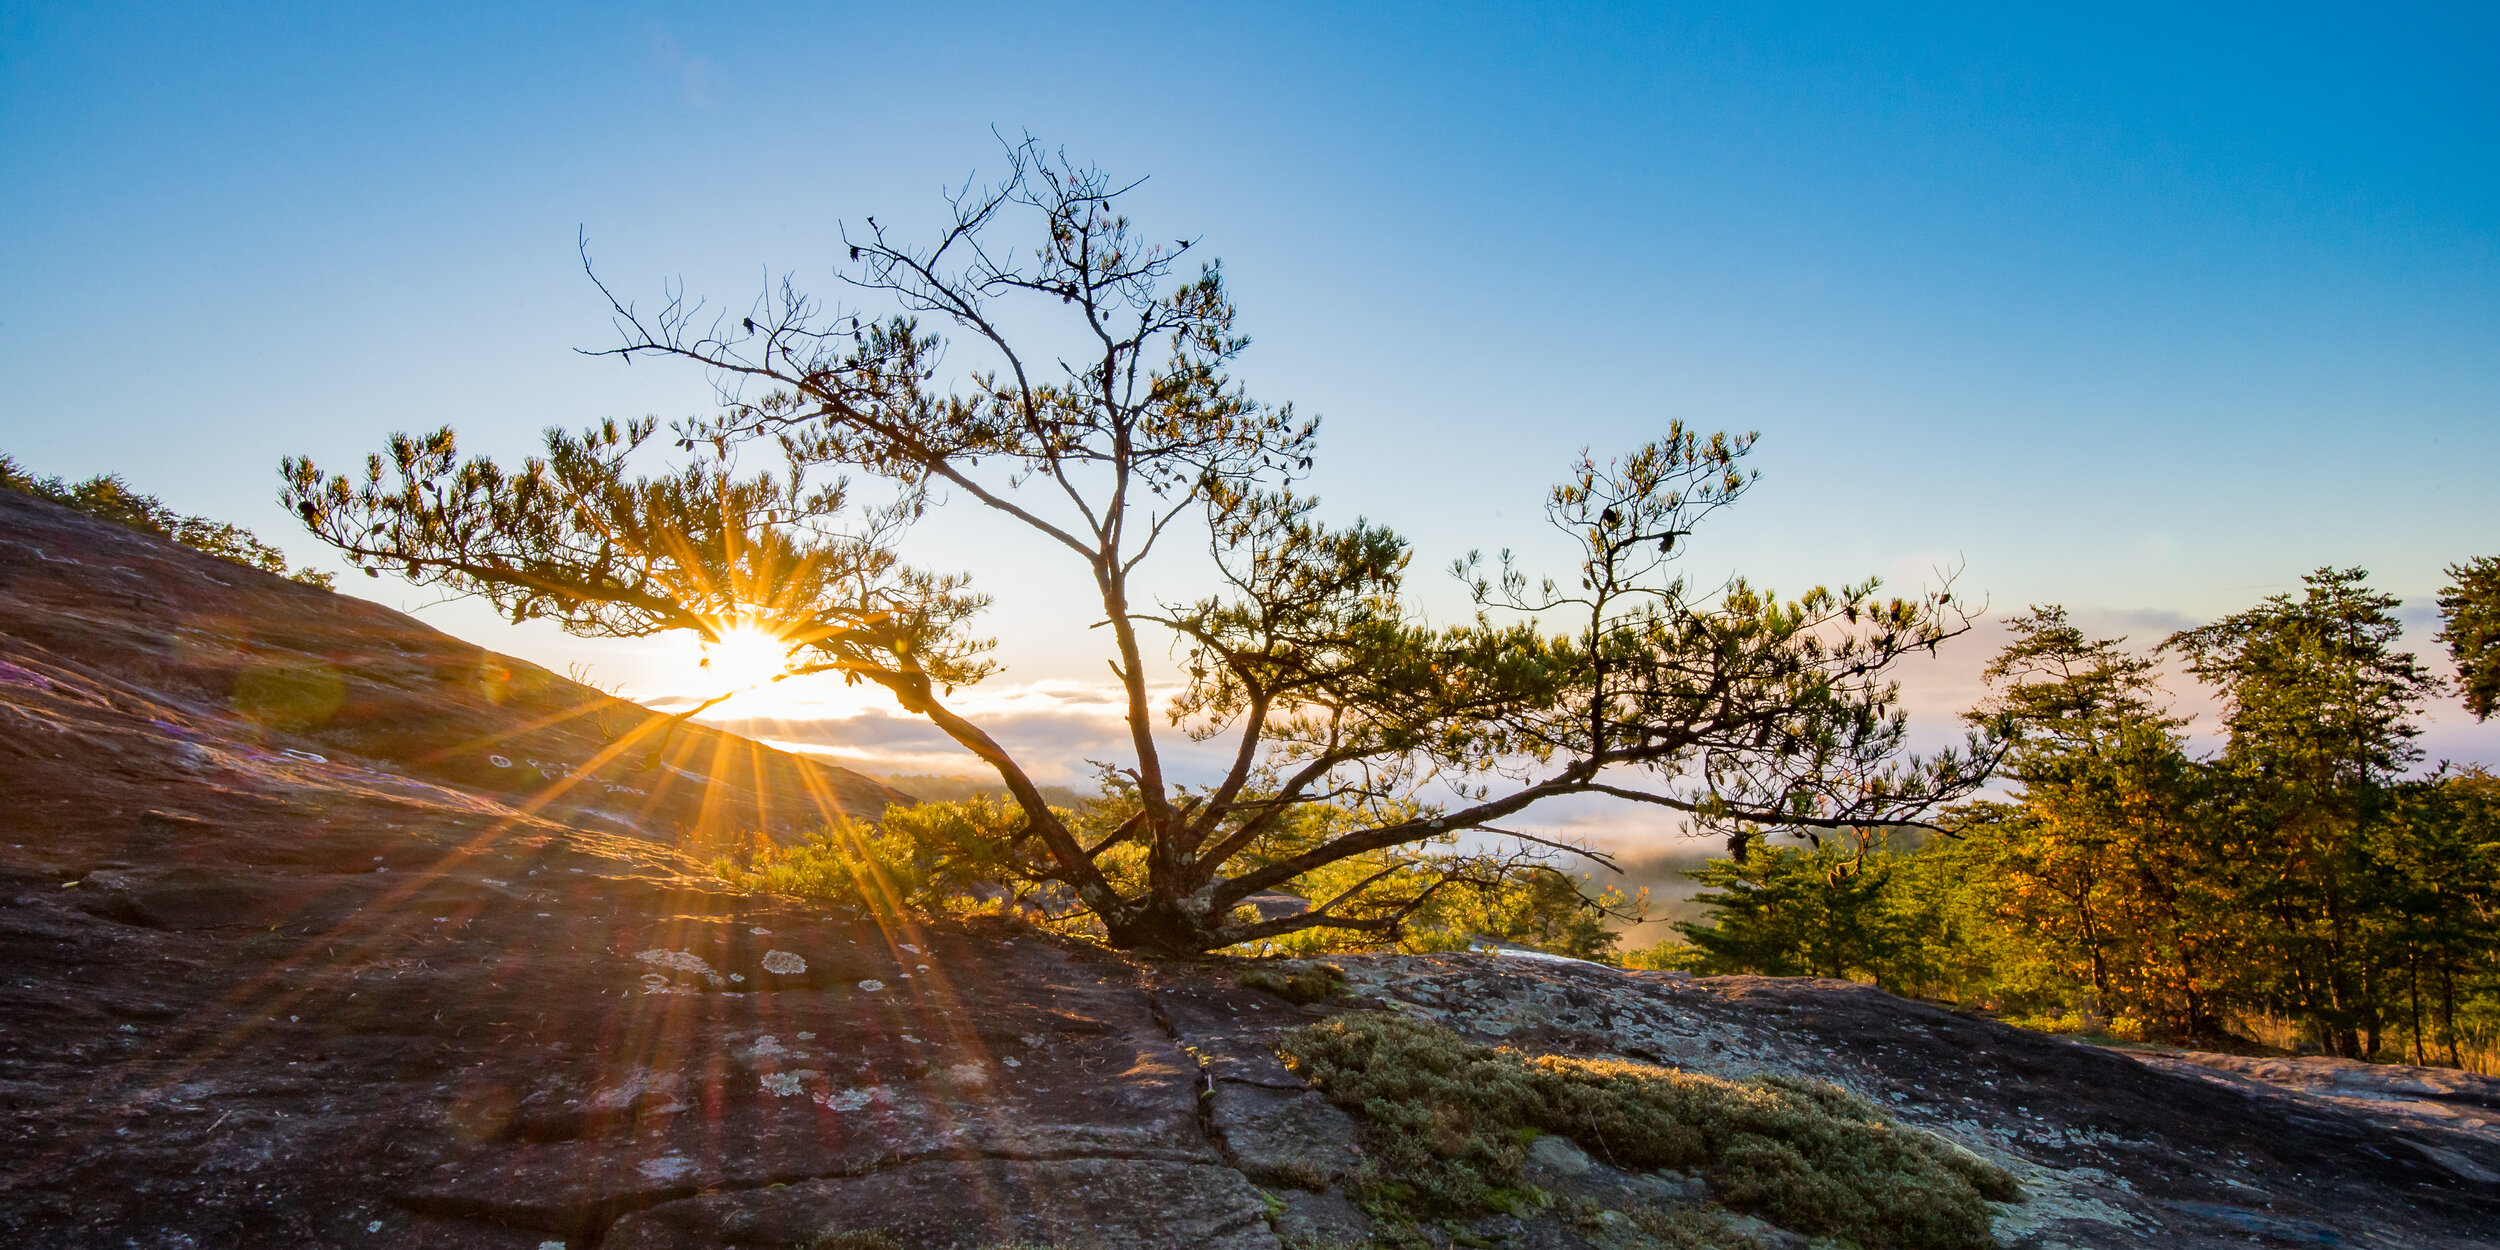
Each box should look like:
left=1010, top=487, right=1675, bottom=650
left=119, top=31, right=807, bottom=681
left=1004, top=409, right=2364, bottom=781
left=699, top=622, right=794, bottom=693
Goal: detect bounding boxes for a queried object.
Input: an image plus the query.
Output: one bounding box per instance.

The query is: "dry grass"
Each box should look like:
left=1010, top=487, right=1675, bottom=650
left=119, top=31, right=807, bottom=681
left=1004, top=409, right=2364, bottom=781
left=2235, top=1012, right=2500, bottom=1075
left=1278, top=1012, right=2020, bottom=1250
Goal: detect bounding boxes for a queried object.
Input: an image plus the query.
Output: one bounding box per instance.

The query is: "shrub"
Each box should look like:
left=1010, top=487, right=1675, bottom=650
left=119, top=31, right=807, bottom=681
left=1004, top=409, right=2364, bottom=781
left=723, top=793, right=1639, bottom=962
left=713, top=796, right=1117, bottom=932
left=1621, top=939, right=1710, bottom=973
left=715, top=800, right=1021, bottom=917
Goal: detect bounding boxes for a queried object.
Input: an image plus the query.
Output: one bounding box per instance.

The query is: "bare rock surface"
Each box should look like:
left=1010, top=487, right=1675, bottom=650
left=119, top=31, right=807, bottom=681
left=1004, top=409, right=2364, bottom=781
left=3, top=495, right=2499, bottom=1248
left=2134, top=1049, right=2500, bottom=1152
left=603, top=1158, right=1279, bottom=1250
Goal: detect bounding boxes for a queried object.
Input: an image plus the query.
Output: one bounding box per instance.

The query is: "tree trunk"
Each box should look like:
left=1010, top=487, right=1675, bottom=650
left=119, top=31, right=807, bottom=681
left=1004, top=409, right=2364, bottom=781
left=2407, top=950, right=2427, bottom=1067
left=2440, top=961, right=2464, bottom=1068
left=1102, top=895, right=1224, bottom=956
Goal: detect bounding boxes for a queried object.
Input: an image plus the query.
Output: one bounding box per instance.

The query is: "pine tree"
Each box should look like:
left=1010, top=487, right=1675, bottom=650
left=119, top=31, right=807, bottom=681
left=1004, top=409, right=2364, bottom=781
left=2170, top=568, right=2437, bottom=1057
left=280, top=142, right=1998, bottom=955
left=2440, top=555, right=2500, bottom=721
left=1952, top=608, right=2236, bottom=1039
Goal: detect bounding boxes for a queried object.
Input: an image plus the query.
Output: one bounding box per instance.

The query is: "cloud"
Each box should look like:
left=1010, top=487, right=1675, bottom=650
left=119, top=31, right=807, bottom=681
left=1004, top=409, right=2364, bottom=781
left=695, top=679, right=1237, bottom=784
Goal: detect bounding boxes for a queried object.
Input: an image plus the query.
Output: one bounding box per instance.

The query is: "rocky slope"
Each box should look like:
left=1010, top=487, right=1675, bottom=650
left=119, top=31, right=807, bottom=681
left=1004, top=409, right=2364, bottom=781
left=3, top=492, right=2497, bottom=1248
left=0, top=489, right=905, bottom=852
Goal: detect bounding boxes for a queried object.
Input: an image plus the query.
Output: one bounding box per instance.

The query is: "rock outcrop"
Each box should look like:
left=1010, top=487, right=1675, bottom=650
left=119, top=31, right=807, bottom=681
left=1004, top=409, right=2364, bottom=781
left=3, top=492, right=2498, bottom=1248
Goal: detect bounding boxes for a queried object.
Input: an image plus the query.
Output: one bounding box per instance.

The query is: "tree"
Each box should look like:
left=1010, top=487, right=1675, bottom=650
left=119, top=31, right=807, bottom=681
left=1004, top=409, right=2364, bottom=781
left=2373, top=769, right=2500, bottom=1065
left=2169, top=567, right=2438, bottom=1056
left=282, top=140, right=1997, bottom=954
left=1670, top=841, right=1919, bottom=984
left=2440, top=555, right=2500, bottom=721
left=1948, top=607, right=2240, bottom=1039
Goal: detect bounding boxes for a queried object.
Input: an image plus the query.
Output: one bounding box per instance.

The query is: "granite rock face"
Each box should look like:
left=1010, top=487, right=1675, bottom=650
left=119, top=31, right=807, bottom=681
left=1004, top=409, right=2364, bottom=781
left=4, top=492, right=2500, bottom=1248
left=603, top=1159, right=1279, bottom=1250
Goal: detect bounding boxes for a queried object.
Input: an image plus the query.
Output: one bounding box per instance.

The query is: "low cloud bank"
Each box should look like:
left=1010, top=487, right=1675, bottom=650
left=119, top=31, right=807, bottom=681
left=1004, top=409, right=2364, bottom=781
left=655, top=602, right=2495, bottom=814
left=687, top=680, right=1238, bottom=786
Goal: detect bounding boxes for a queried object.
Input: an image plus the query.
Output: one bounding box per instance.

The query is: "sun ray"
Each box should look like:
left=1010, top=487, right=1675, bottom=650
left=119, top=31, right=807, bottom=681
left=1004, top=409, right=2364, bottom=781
left=699, top=621, right=795, bottom=698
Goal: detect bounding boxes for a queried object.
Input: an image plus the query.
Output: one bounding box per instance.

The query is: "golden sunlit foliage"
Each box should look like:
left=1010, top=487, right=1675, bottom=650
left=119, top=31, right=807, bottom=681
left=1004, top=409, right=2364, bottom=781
left=719, top=789, right=1642, bottom=961
left=1648, top=577, right=2500, bottom=1069
left=712, top=796, right=1044, bottom=920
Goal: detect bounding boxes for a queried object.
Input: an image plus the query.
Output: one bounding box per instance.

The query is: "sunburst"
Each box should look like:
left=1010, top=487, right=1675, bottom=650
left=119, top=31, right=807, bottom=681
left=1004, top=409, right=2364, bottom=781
left=699, top=621, right=794, bottom=693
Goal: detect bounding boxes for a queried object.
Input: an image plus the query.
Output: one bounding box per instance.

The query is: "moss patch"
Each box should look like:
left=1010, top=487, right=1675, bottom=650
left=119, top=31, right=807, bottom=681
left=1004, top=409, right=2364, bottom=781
left=1619, top=1201, right=1761, bottom=1249
left=808, top=1233, right=902, bottom=1250
left=1277, top=1012, right=2019, bottom=1250
left=808, top=1233, right=901, bottom=1250
left=1238, top=960, right=1347, bottom=1004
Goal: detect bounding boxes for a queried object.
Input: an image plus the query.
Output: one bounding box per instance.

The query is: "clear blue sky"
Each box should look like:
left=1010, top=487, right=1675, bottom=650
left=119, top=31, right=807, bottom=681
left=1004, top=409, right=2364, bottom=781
left=4, top=2, right=2496, bottom=773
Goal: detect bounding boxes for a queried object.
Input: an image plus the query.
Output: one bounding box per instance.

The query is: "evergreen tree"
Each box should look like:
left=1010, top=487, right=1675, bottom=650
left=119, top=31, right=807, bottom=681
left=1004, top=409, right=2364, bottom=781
left=1671, top=841, right=1920, bottom=986
left=2373, top=770, right=2500, bottom=1065
left=1952, top=608, right=2237, bottom=1039
left=2440, top=555, right=2500, bottom=721
left=1661, top=584, right=2500, bottom=1066
left=2169, top=568, right=2437, bottom=1057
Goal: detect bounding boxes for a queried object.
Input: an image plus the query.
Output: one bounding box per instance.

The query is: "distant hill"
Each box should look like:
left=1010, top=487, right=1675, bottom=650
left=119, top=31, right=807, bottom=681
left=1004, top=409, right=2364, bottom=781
left=862, top=771, right=1092, bottom=809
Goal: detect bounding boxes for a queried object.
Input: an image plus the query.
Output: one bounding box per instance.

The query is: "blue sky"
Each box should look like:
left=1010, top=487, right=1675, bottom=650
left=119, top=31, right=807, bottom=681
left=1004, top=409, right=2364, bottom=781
left=4, top=1, right=2495, bottom=782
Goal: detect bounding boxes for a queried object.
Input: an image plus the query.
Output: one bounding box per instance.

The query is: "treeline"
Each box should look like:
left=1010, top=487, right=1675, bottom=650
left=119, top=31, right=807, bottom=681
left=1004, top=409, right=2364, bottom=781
left=1641, top=564, right=2500, bottom=1067
left=1, top=453, right=334, bottom=588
